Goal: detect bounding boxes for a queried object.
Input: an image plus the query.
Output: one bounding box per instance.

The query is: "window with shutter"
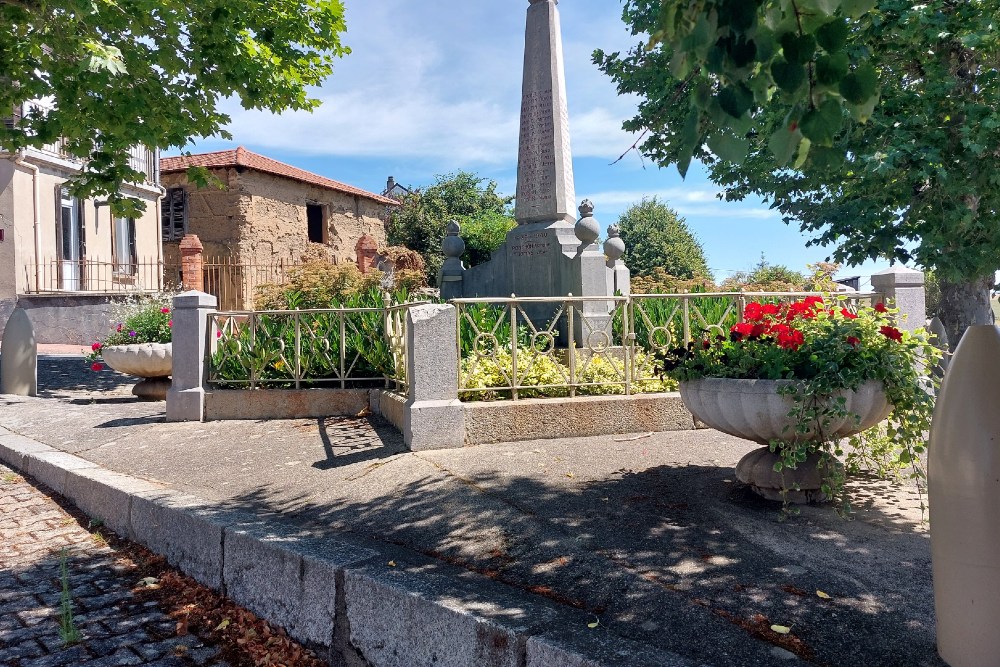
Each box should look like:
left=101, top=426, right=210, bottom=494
left=161, top=187, right=187, bottom=242
left=113, top=217, right=137, bottom=276
left=2, top=104, right=22, bottom=131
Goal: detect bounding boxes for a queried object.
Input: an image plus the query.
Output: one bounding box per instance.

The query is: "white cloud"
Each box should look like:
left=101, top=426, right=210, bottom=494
left=203, top=0, right=640, bottom=167
left=580, top=187, right=727, bottom=207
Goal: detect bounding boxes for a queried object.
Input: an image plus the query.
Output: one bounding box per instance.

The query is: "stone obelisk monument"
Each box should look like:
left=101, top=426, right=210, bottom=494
left=439, top=0, right=628, bottom=332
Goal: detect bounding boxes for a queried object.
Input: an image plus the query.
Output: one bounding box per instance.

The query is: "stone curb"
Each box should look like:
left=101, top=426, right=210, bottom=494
left=0, top=431, right=700, bottom=667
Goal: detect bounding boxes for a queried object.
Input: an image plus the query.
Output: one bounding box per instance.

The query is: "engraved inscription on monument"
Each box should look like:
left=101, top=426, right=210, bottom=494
left=509, top=231, right=552, bottom=258
left=516, top=88, right=556, bottom=214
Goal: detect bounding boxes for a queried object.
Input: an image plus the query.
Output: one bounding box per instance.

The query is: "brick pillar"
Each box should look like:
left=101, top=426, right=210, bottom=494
left=179, top=234, right=204, bottom=292
left=355, top=234, right=379, bottom=274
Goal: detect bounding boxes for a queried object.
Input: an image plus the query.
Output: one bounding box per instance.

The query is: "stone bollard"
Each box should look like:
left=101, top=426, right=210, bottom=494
left=929, top=325, right=1000, bottom=666
left=0, top=308, right=37, bottom=396
left=871, top=266, right=926, bottom=332
left=403, top=304, right=465, bottom=450
left=166, top=291, right=217, bottom=422
left=179, top=234, right=205, bottom=292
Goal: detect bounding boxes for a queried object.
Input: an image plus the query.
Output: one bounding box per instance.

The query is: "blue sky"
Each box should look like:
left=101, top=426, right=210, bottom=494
left=170, top=0, right=896, bottom=287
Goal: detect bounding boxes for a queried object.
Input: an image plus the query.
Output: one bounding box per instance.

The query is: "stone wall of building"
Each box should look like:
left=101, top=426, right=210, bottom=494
left=160, top=168, right=389, bottom=266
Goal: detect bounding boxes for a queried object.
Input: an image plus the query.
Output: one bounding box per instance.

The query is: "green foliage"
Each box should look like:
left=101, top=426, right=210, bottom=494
left=597, top=0, right=1000, bottom=341
left=460, top=349, right=674, bottom=401
left=58, top=549, right=81, bottom=646
left=461, top=211, right=517, bottom=267
left=660, top=295, right=939, bottom=511
left=0, top=0, right=348, bottom=216
left=255, top=260, right=421, bottom=311
left=386, top=172, right=515, bottom=285
left=87, top=292, right=174, bottom=367
left=211, top=287, right=406, bottom=386
left=630, top=268, right=718, bottom=294
left=719, top=255, right=805, bottom=292
left=617, top=197, right=710, bottom=278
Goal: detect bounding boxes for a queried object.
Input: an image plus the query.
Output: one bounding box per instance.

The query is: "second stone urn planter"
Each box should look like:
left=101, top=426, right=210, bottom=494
left=101, top=342, right=172, bottom=400
left=680, top=378, right=892, bottom=502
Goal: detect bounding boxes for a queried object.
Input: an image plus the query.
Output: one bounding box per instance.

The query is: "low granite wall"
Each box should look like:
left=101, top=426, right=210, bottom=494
left=9, top=294, right=117, bottom=344
left=205, top=388, right=372, bottom=421
left=462, top=392, right=701, bottom=446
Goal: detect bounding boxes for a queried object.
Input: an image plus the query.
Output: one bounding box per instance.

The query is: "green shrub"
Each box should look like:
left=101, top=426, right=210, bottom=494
left=459, top=348, right=676, bottom=401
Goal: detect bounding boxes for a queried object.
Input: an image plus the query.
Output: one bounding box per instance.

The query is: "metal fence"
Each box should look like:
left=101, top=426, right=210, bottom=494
left=25, top=257, right=169, bottom=293
left=206, top=303, right=416, bottom=392
left=201, top=256, right=300, bottom=311
left=453, top=292, right=877, bottom=400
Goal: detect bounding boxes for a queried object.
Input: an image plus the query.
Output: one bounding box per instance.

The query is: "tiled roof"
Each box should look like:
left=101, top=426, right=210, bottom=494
left=160, top=146, right=399, bottom=206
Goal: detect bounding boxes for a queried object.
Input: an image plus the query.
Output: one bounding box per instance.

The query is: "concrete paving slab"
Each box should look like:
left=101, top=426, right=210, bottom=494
left=0, top=356, right=945, bottom=667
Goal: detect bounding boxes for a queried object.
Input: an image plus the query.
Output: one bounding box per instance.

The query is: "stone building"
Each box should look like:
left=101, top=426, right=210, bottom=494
left=1, top=102, right=162, bottom=342
left=159, top=147, right=397, bottom=308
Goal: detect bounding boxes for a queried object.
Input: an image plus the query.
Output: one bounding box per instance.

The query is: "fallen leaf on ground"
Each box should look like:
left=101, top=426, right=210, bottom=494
left=770, top=624, right=791, bottom=634
left=387, top=560, right=396, bottom=567
left=816, top=590, right=832, bottom=599
left=613, top=432, right=653, bottom=442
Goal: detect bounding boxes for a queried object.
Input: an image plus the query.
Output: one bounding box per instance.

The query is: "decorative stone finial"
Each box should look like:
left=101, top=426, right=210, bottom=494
left=574, top=199, right=600, bottom=245
left=442, top=220, right=466, bottom=258
left=604, top=223, right=625, bottom=263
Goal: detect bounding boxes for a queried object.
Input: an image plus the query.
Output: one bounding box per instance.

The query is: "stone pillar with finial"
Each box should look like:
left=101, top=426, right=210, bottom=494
left=439, top=220, right=466, bottom=301
left=574, top=199, right=600, bottom=247
left=603, top=223, right=630, bottom=296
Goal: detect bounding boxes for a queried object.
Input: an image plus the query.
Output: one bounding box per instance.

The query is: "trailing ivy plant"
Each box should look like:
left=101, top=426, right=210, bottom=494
left=660, top=295, right=940, bottom=514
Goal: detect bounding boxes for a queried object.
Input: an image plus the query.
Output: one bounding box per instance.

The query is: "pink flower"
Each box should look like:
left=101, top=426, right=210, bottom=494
left=91, top=342, right=102, bottom=352
left=216, top=330, right=222, bottom=338
left=168, top=320, right=173, bottom=328
left=161, top=307, right=170, bottom=314
left=90, top=362, right=103, bottom=371
left=116, top=323, right=123, bottom=332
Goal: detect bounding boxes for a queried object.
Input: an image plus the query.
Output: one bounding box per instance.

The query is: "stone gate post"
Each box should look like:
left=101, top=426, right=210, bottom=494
left=872, top=266, right=926, bottom=332
left=166, top=291, right=217, bottom=422
left=403, top=304, right=465, bottom=450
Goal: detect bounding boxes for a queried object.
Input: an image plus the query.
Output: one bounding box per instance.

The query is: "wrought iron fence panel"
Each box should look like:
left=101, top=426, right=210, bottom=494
left=453, top=292, right=879, bottom=400
left=208, top=303, right=422, bottom=391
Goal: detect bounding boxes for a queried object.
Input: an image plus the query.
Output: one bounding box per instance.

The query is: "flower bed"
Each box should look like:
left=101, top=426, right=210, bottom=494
left=661, top=295, right=940, bottom=510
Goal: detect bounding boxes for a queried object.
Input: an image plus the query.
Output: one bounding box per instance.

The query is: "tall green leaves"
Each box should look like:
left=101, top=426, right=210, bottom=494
left=386, top=172, right=515, bottom=286
left=598, top=0, right=1000, bottom=341
left=601, top=0, right=881, bottom=175
left=0, top=0, right=349, bottom=215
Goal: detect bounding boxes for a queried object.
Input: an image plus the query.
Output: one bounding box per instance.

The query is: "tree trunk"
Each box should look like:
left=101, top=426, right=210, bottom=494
left=937, top=274, right=995, bottom=351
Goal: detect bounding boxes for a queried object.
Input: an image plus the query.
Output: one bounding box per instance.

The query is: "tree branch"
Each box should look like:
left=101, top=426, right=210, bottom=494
left=0, top=0, right=40, bottom=11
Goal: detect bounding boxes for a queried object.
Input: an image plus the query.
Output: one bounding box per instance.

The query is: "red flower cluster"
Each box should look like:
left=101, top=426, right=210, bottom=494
left=90, top=342, right=102, bottom=352
left=730, top=298, right=829, bottom=350
left=880, top=325, right=903, bottom=342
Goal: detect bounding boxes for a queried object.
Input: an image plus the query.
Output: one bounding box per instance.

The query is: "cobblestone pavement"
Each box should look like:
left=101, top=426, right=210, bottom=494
left=0, top=464, right=227, bottom=667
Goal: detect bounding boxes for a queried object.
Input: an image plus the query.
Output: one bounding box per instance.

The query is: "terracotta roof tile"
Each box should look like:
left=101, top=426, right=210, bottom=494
left=160, top=147, right=399, bottom=206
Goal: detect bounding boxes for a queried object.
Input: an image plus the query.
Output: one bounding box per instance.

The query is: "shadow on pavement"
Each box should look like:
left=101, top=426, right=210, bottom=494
left=213, top=460, right=940, bottom=667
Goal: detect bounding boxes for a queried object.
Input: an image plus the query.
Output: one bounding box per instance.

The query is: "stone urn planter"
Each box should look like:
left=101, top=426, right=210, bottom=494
left=680, top=378, right=892, bottom=502
left=100, top=343, right=172, bottom=401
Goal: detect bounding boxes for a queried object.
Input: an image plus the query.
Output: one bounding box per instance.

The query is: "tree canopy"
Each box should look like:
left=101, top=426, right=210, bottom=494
left=617, top=197, right=710, bottom=279
left=385, top=171, right=515, bottom=286
left=0, top=0, right=349, bottom=215
left=596, top=0, right=1000, bottom=345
